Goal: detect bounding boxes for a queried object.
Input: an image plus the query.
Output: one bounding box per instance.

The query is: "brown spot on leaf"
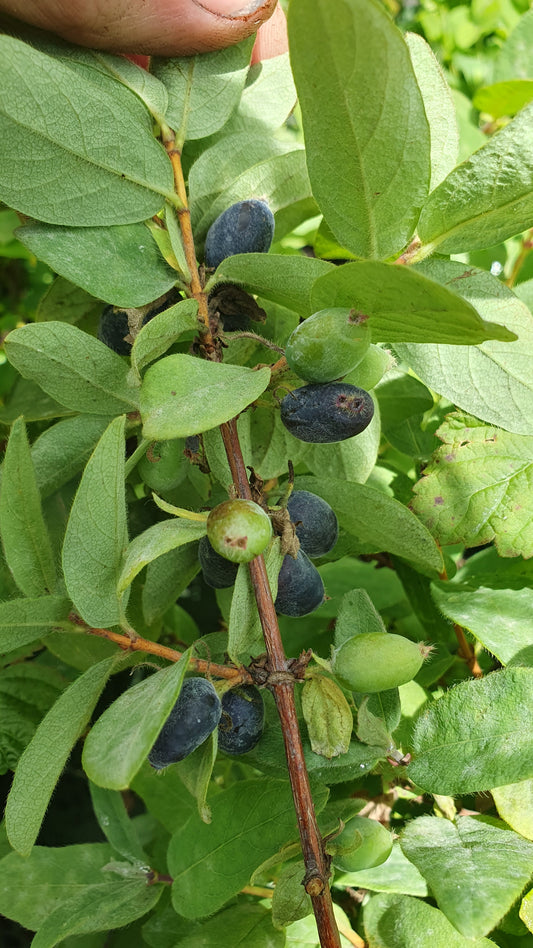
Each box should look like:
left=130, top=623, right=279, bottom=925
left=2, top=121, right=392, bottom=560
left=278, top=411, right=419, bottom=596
left=434, top=496, right=445, bottom=506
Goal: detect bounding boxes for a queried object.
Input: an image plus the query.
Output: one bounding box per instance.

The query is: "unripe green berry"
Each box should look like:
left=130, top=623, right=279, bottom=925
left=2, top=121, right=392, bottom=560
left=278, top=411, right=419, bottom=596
left=332, top=632, right=426, bottom=693
left=285, top=307, right=371, bottom=383
left=206, top=499, right=272, bottom=564
left=331, top=816, right=393, bottom=872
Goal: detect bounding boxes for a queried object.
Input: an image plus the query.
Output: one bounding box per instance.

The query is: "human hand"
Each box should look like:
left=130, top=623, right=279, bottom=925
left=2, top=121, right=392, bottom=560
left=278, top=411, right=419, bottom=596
left=0, top=0, right=287, bottom=59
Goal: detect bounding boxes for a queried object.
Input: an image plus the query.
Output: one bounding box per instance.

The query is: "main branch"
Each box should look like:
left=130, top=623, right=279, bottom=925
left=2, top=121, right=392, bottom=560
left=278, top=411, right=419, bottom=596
left=167, top=133, right=342, bottom=947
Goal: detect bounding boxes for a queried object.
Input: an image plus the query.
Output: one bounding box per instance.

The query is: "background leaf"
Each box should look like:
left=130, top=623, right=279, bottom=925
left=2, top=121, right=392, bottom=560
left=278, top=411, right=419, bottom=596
left=227, top=539, right=283, bottom=664
left=210, top=254, right=333, bottom=316
left=5, top=656, right=117, bottom=855
left=418, top=101, right=533, bottom=254
left=5, top=323, right=139, bottom=415
left=396, top=260, right=533, bottom=436
left=408, top=667, right=533, bottom=793
left=0, top=596, right=71, bottom=654
left=140, top=355, right=270, bottom=440
left=412, top=413, right=533, bottom=558
left=88, top=782, right=147, bottom=864
left=288, top=0, right=430, bottom=259
left=492, top=779, right=533, bottom=841
left=62, top=416, right=128, bottom=628
left=0, top=418, right=56, bottom=597
left=118, top=519, right=207, bottom=598
left=400, top=815, right=533, bottom=938
left=0, top=664, right=66, bottom=776
left=168, top=777, right=328, bottom=918
left=131, top=299, right=199, bottom=377
left=0, top=35, right=174, bottom=225
left=363, top=892, right=498, bottom=948
left=18, top=222, right=178, bottom=309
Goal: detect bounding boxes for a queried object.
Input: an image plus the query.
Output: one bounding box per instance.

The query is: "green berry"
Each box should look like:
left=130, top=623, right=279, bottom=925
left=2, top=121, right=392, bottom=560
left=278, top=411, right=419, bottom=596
left=285, top=308, right=371, bottom=383
left=206, top=499, right=272, bottom=564
left=137, top=439, right=186, bottom=492
left=332, top=632, right=425, bottom=693
left=331, top=816, right=393, bottom=872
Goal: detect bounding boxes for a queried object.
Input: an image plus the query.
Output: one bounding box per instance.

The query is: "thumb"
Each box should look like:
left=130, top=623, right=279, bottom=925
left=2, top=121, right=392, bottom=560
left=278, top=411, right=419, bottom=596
left=0, top=0, right=279, bottom=56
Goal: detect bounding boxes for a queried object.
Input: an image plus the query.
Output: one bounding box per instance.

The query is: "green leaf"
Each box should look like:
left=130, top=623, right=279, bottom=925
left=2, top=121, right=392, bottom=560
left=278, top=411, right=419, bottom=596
left=168, top=777, right=328, bottom=918
left=408, top=667, right=533, bottom=794
left=203, top=414, right=252, bottom=489
left=376, top=370, right=435, bottom=459
left=140, top=354, right=270, bottom=440
left=132, top=760, right=196, bottom=834
left=294, top=476, right=443, bottom=577
left=431, top=579, right=533, bottom=665
left=474, top=80, right=533, bottom=118
left=363, top=892, right=498, bottom=948
left=152, top=39, right=254, bottom=142
left=131, top=299, right=199, bottom=378
left=0, top=842, right=115, bottom=930
left=5, top=323, right=139, bottom=415
left=418, top=101, right=533, bottom=255
left=302, top=675, right=353, bottom=759
left=89, top=782, right=147, bottom=864
left=82, top=650, right=190, bottom=790
left=309, top=262, right=516, bottom=345
left=18, top=222, right=178, bottom=309
left=31, top=878, right=163, bottom=948
left=405, top=33, right=459, bottom=191
left=142, top=542, right=201, bottom=626
left=227, top=53, right=297, bottom=134
left=0, top=36, right=174, bottom=225
left=170, top=904, right=286, bottom=948
left=0, top=418, right=56, bottom=596
left=272, top=861, right=312, bottom=929
left=62, top=416, right=128, bottom=628
left=36, top=277, right=102, bottom=326
left=520, top=888, right=533, bottom=935
left=400, top=815, right=533, bottom=938
left=30, top=415, right=112, bottom=500
left=396, top=260, right=533, bottom=435
left=493, top=7, right=533, bottom=82
left=288, top=0, right=430, bottom=259
left=210, top=254, right=333, bottom=317
left=5, top=655, right=116, bottom=855
left=173, top=732, right=218, bottom=824
left=287, top=905, right=358, bottom=947
left=250, top=407, right=309, bottom=481
left=493, top=779, right=533, bottom=841
left=0, top=664, right=66, bottom=775
left=37, top=38, right=169, bottom=122
left=412, top=412, right=533, bottom=558
left=118, top=519, right=207, bottom=599
left=227, top=539, right=283, bottom=664
left=189, top=133, right=309, bottom=241
left=0, top=596, right=71, bottom=653
left=0, top=378, right=73, bottom=427
left=356, top=699, right=394, bottom=755
left=334, top=840, right=428, bottom=896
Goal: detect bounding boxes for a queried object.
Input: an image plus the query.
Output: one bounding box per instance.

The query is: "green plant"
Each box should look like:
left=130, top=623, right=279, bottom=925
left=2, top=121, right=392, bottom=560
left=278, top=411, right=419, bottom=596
left=1, top=0, right=533, bottom=946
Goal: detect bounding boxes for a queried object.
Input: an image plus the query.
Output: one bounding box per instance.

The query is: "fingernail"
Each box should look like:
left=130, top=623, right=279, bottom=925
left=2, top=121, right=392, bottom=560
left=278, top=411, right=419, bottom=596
left=194, top=0, right=270, bottom=18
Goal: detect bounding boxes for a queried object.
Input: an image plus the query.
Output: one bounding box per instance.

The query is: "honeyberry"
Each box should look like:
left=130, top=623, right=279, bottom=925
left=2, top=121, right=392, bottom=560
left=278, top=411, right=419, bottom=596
left=280, top=383, right=374, bottom=444
left=275, top=549, right=324, bottom=617
left=332, top=632, right=425, bottom=693
left=285, top=308, right=371, bottom=383
left=331, top=816, right=393, bottom=873
left=98, top=292, right=179, bottom=356
left=287, top=490, right=338, bottom=559
left=148, top=677, right=222, bottom=769
left=137, top=439, right=187, bottom=492
left=198, top=535, right=239, bottom=589
left=206, top=499, right=272, bottom=564
left=218, top=684, right=264, bottom=755
left=204, top=199, right=275, bottom=270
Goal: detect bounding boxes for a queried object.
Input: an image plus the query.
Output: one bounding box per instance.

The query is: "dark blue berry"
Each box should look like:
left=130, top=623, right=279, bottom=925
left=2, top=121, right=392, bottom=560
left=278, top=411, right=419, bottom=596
left=198, top=535, right=239, bottom=589
left=280, top=383, right=374, bottom=443
left=98, top=291, right=180, bottom=355
left=204, top=200, right=275, bottom=270
left=275, top=550, right=324, bottom=618
left=148, top=677, right=222, bottom=769
left=287, top=490, right=338, bottom=559
left=218, top=685, right=264, bottom=755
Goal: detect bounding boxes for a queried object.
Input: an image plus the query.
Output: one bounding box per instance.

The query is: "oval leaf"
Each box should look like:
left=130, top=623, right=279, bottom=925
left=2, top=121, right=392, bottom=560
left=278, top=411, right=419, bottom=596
left=118, top=519, right=207, bottom=598
left=409, top=667, right=533, bottom=794
left=62, top=417, right=128, bottom=628
left=140, top=354, right=270, bottom=440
